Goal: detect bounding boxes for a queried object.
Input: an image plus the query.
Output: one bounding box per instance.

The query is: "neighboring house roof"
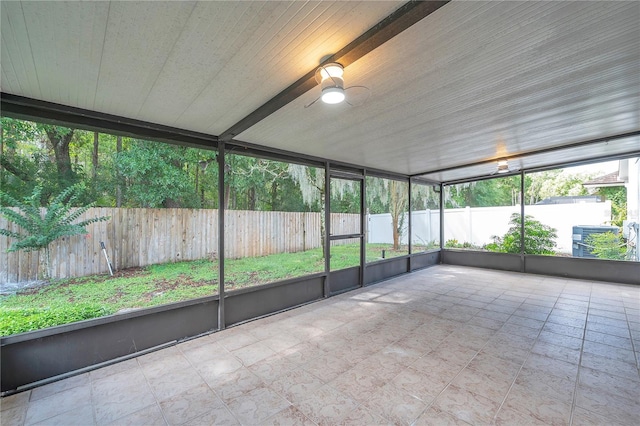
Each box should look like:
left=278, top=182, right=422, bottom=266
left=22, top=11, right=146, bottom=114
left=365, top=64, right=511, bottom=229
left=583, top=171, right=626, bottom=188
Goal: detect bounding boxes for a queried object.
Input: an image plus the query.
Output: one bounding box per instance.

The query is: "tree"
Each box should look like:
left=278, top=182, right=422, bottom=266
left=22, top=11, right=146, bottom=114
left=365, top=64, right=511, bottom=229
left=0, top=184, right=110, bottom=280
left=446, top=176, right=521, bottom=208
left=367, top=177, right=409, bottom=250
left=486, top=213, right=557, bottom=255
left=115, top=140, right=216, bottom=208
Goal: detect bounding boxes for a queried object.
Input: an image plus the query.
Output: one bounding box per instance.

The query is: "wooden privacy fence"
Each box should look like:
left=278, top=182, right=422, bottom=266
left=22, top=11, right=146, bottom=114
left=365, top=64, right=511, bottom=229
left=0, top=208, right=360, bottom=284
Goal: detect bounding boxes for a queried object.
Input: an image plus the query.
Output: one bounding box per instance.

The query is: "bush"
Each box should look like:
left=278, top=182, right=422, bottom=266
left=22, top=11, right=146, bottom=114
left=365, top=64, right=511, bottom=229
left=445, top=239, right=481, bottom=250
left=487, top=214, right=557, bottom=255
left=586, top=231, right=627, bottom=260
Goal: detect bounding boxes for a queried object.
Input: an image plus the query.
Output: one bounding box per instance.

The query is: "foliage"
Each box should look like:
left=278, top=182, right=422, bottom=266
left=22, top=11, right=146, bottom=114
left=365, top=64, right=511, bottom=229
left=585, top=232, right=627, bottom=260
left=524, top=170, right=592, bottom=205
left=595, top=187, right=627, bottom=226
left=444, top=239, right=481, bottom=250
left=0, top=304, right=109, bottom=336
left=486, top=214, right=557, bottom=255
left=446, top=175, right=521, bottom=208
left=0, top=184, right=110, bottom=279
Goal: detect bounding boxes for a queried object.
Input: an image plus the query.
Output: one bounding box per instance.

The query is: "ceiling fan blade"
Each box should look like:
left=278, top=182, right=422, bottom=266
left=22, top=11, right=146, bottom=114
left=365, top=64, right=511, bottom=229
left=304, top=95, right=322, bottom=108
left=344, top=85, right=371, bottom=106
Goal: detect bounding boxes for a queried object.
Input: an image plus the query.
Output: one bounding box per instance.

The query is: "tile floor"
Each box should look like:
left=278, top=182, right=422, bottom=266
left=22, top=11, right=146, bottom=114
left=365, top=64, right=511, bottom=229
left=1, top=265, right=639, bottom=425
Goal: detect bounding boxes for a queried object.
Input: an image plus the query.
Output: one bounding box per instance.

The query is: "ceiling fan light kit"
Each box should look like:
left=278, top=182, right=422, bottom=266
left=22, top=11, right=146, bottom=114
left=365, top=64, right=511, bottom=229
left=496, top=160, right=510, bottom=173
left=318, top=63, right=345, bottom=104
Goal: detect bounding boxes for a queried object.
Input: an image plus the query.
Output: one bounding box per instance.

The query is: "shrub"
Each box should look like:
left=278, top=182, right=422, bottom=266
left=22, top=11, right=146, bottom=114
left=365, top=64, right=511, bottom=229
left=586, top=231, right=627, bottom=260
left=488, top=214, right=557, bottom=255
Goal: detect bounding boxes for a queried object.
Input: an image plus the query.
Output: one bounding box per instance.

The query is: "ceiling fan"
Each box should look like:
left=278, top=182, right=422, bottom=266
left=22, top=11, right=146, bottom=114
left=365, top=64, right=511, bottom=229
left=304, top=62, right=371, bottom=108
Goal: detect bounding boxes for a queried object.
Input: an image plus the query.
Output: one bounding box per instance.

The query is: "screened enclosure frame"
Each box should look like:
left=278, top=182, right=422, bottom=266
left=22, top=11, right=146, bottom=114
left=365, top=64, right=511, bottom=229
left=1, top=93, right=638, bottom=395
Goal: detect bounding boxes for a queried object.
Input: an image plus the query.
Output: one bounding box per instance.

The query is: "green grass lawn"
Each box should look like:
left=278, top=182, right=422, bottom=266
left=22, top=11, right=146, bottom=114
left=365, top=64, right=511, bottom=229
left=0, top=243, right=412, bottom=336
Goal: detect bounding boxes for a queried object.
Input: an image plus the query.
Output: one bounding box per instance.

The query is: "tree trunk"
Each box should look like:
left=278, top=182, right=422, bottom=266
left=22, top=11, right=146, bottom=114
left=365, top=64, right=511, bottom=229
left=45, top=128, right=75, bottom=187
left=92, top=132, right=99, bottom=179
left=39, top=246, right=52, bottom=281
left=248, top=187, right=256, bottom=210
left=116, top=136, right=122, bottom=207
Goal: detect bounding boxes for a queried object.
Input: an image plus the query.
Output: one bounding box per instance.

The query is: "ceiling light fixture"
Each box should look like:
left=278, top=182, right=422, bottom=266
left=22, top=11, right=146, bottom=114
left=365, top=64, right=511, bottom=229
left=496, top=160, right=510, bottom=174
left=319, top=63, right=345, bottom=104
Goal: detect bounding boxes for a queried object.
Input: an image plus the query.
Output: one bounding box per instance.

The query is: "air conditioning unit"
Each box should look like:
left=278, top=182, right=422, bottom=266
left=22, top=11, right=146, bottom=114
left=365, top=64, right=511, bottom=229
left=572, top=225, right=619, bottom=258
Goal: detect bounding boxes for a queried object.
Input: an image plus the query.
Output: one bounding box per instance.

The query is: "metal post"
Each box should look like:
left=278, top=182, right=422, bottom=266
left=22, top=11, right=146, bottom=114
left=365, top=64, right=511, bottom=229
left=520, top=170, right=526, bottom=272
left=218, top=142, right=226, bottom=330
left=323, top=161, right=331, bottom=297
left=439, top=183, right=445, bottom=257
left=408, top=178, right=413, bottom=269
left=360, top=171, right=366, bottom=287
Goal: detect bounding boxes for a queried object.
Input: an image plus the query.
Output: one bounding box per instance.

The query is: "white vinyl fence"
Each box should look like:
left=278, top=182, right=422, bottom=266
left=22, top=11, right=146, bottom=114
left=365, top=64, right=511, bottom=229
left=368, top=201, right=612, bottom=253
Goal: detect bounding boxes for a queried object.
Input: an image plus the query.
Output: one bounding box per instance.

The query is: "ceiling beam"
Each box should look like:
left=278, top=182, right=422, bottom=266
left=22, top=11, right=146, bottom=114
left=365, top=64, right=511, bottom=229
left=219, top=0, right=450, bottom=141
left=413, top=130, right=640, bottom=178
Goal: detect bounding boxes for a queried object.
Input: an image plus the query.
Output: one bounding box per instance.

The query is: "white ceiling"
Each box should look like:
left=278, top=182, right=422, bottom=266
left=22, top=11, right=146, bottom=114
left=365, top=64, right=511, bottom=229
left=2, top=1, right=639, bottom=181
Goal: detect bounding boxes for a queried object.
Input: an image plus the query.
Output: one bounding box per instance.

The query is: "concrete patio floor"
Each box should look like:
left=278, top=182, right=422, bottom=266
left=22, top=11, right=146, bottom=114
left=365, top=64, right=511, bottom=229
left=1, top=265, right=639, bottom=425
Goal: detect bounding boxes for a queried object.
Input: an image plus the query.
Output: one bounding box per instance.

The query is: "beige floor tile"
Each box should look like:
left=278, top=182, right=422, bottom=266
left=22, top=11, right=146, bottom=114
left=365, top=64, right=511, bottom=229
left=575, top=383, right=640, bottom=425
left=431, top=384, right=500, bottom=425
left=466, top=352, right=522, bottom=383
left=30, top=374, right=90, bottom=402
left=269, top=368, right=325, bottom=405
left=578, top=366, right=639, bottom=402
left=209, top=367, right=264, bottom=403
left=232, top=341, right=278, bottom=367
left=217, top=331, right=259, bottom=351
left=570, top=406, right=625, bottom=426
left=449, top=367, right=512, bottom=403
left=1, top=404, right=28, bottom=426
left=542, top=322, right=585, bottom=339
left=582, top=340, right=637, bottom=365
left=140, top=354, right=192, bottom=381
left=106, top=404, right=166, bottom=426
left=247, top=353, right=298, bottom=382
left=182, top=405, right=239, bottom=426
left=93, top=380, right=156, bottom=425
left=296, top=384, right=359, bottom=426
left=180, top=342, right=227, bottom=365
left=523, top=353, right=579, bottom=382
left=159, top=383, right=221, bottom=425
left=580, top=351, right=640, bottom=380
left=414, top=406, right=472, bottom=426
left=193, top=354, right=243, bottom=384
left=363, top=383, right=428, bottom=425
left=147, top=367, right=206, bottom=401
left=1, top=390, right=31, bottom=412
left=531, top=341, right=581, bottom=364
left=302, top=353, right=354, bottom=383
left=389, top=367, right=444, bottom=403
left=337, top=404, right=389, bottom=425
left=137, top=347, right=181, bottom=365
left=262, top=406, right=315, bottom=426
left=226, top=386, right=290, bottom=425
left=514, top=367, right=576, bottom=405
left=493, top=406, right=548, bottom=425
left=25, top=384, right=92, bottom=425
left=89, top=359, right=139, bottom=381
left=584, top=329, right=633, bottom=350
left=537, top=330, right=583, bottom=350
left=502, top=384, right=571, bottom=425
left=32, top=403, right=94, bottom=425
